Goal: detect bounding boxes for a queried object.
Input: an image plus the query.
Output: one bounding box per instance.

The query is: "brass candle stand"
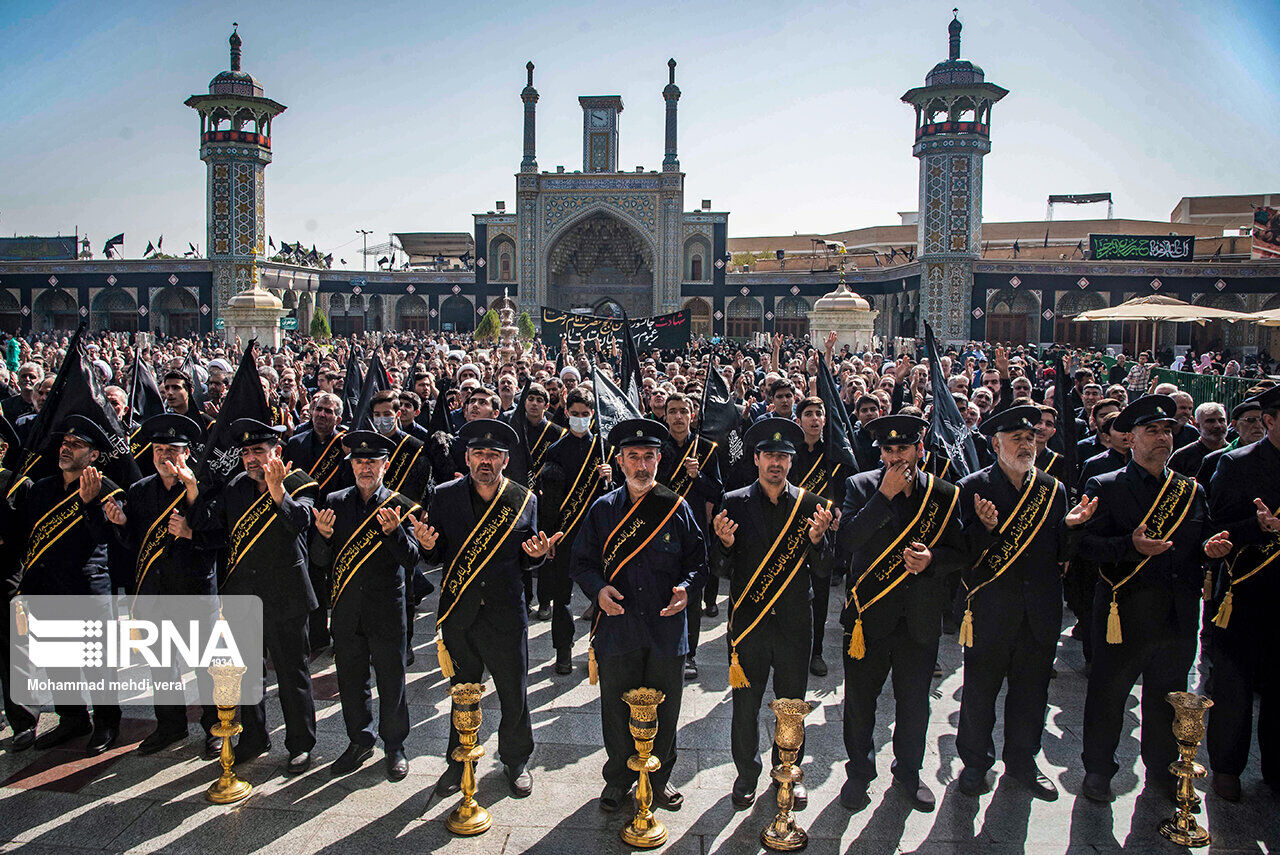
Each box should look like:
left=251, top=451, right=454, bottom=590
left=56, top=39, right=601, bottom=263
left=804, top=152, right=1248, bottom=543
left=621, top=688, right=667, bottom=849
left=206, top=662, right=252, bottom=804
left=1158, top=691, right=1213, bottom=848
left=446, top=683, right=492, bottom=836
left=762, top=699, right=814, bottom=852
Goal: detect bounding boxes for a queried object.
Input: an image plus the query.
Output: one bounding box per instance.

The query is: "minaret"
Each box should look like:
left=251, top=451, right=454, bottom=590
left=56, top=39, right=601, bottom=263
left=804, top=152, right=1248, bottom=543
left=520, top=61, right=538, bottom=173
left=185, top=24, right=288, bottom=344
left=901, top=11, right=1007, bottom=343
left=662, top=59, right=680, bottom=172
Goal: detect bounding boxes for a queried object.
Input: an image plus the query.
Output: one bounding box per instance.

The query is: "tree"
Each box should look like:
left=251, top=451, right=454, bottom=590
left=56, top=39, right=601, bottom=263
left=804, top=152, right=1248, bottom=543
left=310, top=307, right=331, bottom=340
left=517, top=311, right=536, bottom=341
left=476, top=308, right=500, bottom=342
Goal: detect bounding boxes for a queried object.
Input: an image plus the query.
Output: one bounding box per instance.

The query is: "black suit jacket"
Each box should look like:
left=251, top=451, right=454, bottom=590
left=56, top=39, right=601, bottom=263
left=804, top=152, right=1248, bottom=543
left=1208, top=438, right=1280, bottom=646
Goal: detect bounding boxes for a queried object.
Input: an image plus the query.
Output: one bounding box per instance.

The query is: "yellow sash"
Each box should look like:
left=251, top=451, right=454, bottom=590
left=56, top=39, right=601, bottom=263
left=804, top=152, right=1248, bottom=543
left=330, top=493, right=421, bottom=606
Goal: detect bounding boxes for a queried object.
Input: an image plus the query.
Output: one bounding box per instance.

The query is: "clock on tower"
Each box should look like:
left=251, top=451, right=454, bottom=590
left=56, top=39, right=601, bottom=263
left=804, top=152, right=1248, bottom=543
left=579, top=96, right=623, bottom=173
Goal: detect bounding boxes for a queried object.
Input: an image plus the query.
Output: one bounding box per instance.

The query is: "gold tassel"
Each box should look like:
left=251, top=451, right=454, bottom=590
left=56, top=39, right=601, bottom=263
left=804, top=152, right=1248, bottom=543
left=588, top=645, right=599, bottom=685
left=958, top=607, right=974, bottom=648
left=14, top=600, right=27, bottom=637
left=1212, top=589, right=1233, bottom=629
left=1202, top=569, right=1213, bottom=602
left=436, top=635, right=455, bottom=679
left=1106, top=595, right=1122, bottom=645
left=847, top=618, right=866, bottom=660
left=728, top=647, right=750, bottom=689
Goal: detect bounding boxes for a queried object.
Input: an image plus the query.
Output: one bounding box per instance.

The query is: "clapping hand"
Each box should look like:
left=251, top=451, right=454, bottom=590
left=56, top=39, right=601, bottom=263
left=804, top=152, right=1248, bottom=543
left=1255, top=498, right=1280, bottom=534
left=808, top=504, right=834, bottom=544
left=712, top=509, right=738, bottom=547
left=521, top=530, right=564, bottom=559
left=658, top=586, right=688, bottom=617
left=1065, top=495, right=1098, bottom=528
left=1132, top=523, right=1173, bottom=557
left=411, top=514, right=439, bottom=551
left=104, top=497, right=127, bottom=526
left=974, top=495, right=999, bottom=532
left=79, top=466, right=103, bottom=504
left=376, top=505, right=403, bottom=535
left=313, top=507, right=336, bottom=539
left=1204, top=531, right=1233, bottom=560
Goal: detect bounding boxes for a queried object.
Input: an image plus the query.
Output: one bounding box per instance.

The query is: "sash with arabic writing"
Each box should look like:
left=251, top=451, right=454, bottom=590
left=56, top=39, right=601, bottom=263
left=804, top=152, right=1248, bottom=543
left=1220, top=507, right=1280, bottom=593
left=224, top=470, right=318, bottom=585
left=134, top=487, right=187, bottom=592
left=309, top=430, right=347, bottom=493
left=331, top=491, right=422, bottom=607
left=921, top=449, right=953, bottom=481
left=130, top=426, right=152, bottom=464
left=383, top=434, right=425, bottom=495
left=525, top=420, right=560, bottom=488
left=846, top=473, right=959, bottom=619
left=557, top=435, right=607, bottom=537
left=963, top=468, right=1057, bottom=606
left=436, top=477, right=532, bottom=631
left=728, top=487, right=828, bottom=652
left=1100, top=469, right=1196, bottom=595
left=23, top=480, right=124, bottom=575
left=663, top=437, right=718, bottom=501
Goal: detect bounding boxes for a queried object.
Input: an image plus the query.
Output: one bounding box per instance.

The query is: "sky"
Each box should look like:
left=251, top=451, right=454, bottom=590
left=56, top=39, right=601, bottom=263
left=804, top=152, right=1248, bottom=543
left=3, top=0, right=1277, bottom=264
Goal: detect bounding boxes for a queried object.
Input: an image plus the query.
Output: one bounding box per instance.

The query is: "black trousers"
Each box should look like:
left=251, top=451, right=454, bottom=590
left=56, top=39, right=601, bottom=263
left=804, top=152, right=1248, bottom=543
left=49, top=593, right=120, bottom=729
left=810, top=575, right=831, bottom=659
left=1207, top=628, right=1278, bottom=786
left=241, top=611, right=317, bottom=756
left=544, top=549, right=576, bottom=652
left=0, top=594, right=36, bottom=734
left=597, top=646, right=684, bottom=792
left=730, top=616, right=810, bottom=785
left=842, top=618, right=938, bottom=785
left=1081, top=586, right=1196, bottom=779
left=333, top=603, right=410, bottom=750
left=703, top=575, right=720, bottom=610
left=1065, top=561, right=1099, bottom=661
left=444, top=608, right=533, bottom=773
left=956, top=611, right=1055, bottom=773
left=307, top=561, right=331, bottom=650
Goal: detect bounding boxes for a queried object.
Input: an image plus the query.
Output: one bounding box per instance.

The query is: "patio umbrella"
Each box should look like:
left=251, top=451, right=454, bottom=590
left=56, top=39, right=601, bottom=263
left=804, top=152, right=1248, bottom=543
left=1248, top=308, right=1280, bottom=327
left=1070, top=295, right=1252, bottom=352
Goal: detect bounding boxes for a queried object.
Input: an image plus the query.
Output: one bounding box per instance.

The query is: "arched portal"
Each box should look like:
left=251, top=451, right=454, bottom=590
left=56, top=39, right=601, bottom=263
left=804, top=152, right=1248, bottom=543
left=91, top=289, right=138, bottom=333
left=151, top=287, right=198, bottom=337
left=684, top=297, right=711, bottom=337
left=985, top=288, right=1037, bottom=345
left=0, top=290, right=19, bottom=334
left=34, top=290, right=78, bottom=333
left=545, top=211, right=654, bottom=317
left=440, top=295, right=474, bottom=333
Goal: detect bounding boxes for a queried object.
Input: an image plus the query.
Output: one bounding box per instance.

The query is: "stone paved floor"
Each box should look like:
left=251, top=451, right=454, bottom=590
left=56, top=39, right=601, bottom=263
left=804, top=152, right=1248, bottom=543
left=0, top=584, right=1275, bottom=854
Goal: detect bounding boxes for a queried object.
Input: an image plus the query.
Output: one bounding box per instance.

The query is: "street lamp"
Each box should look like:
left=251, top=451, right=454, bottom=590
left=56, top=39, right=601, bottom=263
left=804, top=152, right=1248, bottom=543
left=356, top=229, right=373, bottom=271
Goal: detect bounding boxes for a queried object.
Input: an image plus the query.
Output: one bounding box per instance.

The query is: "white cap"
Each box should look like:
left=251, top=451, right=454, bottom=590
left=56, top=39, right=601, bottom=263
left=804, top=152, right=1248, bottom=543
left=560, top=366, right=581, bottom=381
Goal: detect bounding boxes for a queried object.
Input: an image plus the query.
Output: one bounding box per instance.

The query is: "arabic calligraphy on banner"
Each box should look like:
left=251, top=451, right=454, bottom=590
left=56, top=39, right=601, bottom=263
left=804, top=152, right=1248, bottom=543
left=1089, top=234, right=1195, bottom=261
left=540, top=308, right=691, bottom=350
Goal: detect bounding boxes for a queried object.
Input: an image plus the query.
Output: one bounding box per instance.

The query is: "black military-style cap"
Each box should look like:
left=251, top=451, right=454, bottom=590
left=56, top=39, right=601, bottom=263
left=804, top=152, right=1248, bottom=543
left=978, top=404, right=1043, bottom=438
left=1114, top=394, right=1178, bottom=433
left=1245, top=385, right=1280, bottom=413
left=58, top=414, right=111, bottom=451
left=866, top=414, right=928, bottom=448
left=608, top=418, right=670, bottom=449
left=459, top=418, right=519, bottom=451
left=343, top=430, right=396, bottom=459
left=142, top=413, right=202, bottom=447
left=1231, top=399, right=1262, bottom=419
left=230, top=418, right=286, bottom=447
left=744, top=418, right=804, bottom=454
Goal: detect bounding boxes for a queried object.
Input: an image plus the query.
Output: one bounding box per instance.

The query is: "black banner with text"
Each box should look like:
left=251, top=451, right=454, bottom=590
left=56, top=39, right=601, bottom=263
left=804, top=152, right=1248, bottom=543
left=541, top=308, right=690, bottom=351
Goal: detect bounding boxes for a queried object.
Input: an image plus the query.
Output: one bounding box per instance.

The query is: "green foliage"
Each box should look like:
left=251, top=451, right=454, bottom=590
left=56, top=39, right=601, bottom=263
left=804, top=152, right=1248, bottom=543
left=476, top=308, right=501, bottom=342
left=310, top=307, right=331, bottom=340
left=516, top=311, right=536, bottom=341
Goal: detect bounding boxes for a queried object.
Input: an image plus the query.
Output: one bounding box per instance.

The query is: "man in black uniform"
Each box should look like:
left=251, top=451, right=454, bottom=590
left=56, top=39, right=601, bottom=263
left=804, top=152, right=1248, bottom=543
left=312, top=430, right=422, bottom=780
left=1204, top=385, right=1280, bottom=801
left=657, top=392, right=721, bottom=680
left=21, top=415, right=125, bottom=754
left=1032, top=404, right=1066, bottom=481
left=191, top=418, right=320, bottom=774
left=712, top=418, right=833, bottom=809
left=537, top=388, right=612, bottom=674
left=1078, top=395, right=1232, bottom=803
left=104, top=413, right=220, bottom=756
left=570, top=418, right=706, bottom=813
left=955, top=405, right=1096, bottom=800
left=415, top=419, right=556, bottom=800
left=1197, top=398, right=1268, bottom=492
left=837, top=414, right=965, bottom=812
left=503, top=382, right=565, bottom=615
left=0, top=426, right=36, bottom=750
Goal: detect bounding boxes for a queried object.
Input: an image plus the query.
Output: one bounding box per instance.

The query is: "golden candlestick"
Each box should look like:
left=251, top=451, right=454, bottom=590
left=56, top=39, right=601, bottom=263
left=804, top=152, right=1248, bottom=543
left=620, top=688, right=667, bottom=849
left=446, top=683, right=492, bottom=836
left=1159, top=691, right=1213, bottom=848
left=206, top=662, right=252, bottom=804
left=762, top=699, right=814, bottom=852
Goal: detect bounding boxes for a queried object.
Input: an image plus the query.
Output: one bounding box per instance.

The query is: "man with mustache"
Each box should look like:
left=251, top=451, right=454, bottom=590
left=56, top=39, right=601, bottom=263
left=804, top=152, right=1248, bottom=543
left=1031, top=404, right=1065, bottom=482
left=571, top=418, right=706, bottom=814
left=1197, top=397, right=1269, bottom=492
left=1169, top=402, right=1228, bottom=478
left=954, top=405, right=1097, bottom=800
left=1077, top=395, right=1232, bottom=804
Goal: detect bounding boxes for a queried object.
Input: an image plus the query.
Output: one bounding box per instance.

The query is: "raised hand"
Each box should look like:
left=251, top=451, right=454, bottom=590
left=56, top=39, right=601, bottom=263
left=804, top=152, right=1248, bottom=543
left=879, top=460, right=913, bottom=499
left=682, top=455, right=700, bottom=479
left=1203, top=530, right=1233, bottom=560
left=103, top=497, right=127, bottom=526
left=903, top=541, right=932, bottom=574
left=264, top=456, right=288, bottom=491
left=596, top=463, right=612, bottom=484
left=974, top=494, right=999, bottom=532
left=712, top=509, right=738, bottom=548
left=598, top=584, right=625, bottom=616
left=313, top=507, right=336, bottom=539
left=376, top=505, right=403, bottom=535
left=1065, top=495, right=1099, bottom=528
left=411, top=515, right=439, bottom=551
left=79, top=466, right=103, bottom=504
left=808, top=504, right=834, bottom=544
left=1132, top=523, right=1173, bottom=557
left=1255, top=498, right=1280, bottom=534
left=658, top=585, right=688, bottom=617
left=521, top=530, right=564, bottom=559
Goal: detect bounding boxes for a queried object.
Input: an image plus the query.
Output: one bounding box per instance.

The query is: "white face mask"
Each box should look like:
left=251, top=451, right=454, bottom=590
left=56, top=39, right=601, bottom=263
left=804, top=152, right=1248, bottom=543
left=569, top=415, right=592, bottom=433
left=372, top=415, right=398, bottom=434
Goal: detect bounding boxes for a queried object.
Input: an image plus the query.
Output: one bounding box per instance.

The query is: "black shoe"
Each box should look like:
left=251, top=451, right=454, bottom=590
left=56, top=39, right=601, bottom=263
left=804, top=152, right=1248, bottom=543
left=1081, top=772, right=1114, bottom=803
left=405, top=649, right=416, bottom=667
left=34, top=718, right=92, bottom=750
left=957, top=766, right=990, bottom=797
left=894, top=775, right=935, bottom=812
left=600, top=783, right=627, bottom=812
left=330, top=742, right=374, bottom=776
left=683, top=656, right=698, bottom=681
left=933, top=660, right=943, bottom=679
left=655, top=783, right=682, bottom=811
left=731, top=776, right=756, bottom=808
left=1006, top=762, right=1058, bottom=801
left=434, top=770, right=462, bottom=799
left=809, top=655, right=828, bottom=677
left=1212, top=772, right=1242, bottom=802
left=506, top=762, right=533, bottom=797
left=287, top=751, right=312, bottom=775
left=536, top=605, right=552, bottom=621
left=11, top=728, right=36, bottom=752
left=86, top=724, right=119, bottom=756
left=704, top=603, right=719, bottom=617
left=839, top=778, right=871, bottom=811
left=771, top=778, right=807, bottom=809
left=203, top=735, right=224, bottom=759
left=137, top=727, right=189, bottom=756
left=555, top=648, right=572, bottom=675
left=386, top=748, right=409, bottom=781
left=235, top=738, right=271, bottom=763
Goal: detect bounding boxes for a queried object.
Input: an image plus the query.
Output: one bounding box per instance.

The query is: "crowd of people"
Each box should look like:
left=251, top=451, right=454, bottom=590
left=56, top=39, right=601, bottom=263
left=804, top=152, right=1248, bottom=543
left=0, top=322, right=1274, bottom=824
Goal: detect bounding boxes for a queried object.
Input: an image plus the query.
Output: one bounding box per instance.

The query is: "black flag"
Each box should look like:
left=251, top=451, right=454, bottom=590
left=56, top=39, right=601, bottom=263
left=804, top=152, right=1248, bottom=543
left=592, top=362, right=641, bottom=445
left=698, top=360, right=744, bottom=465
left=618, top=310, right=643, bottom=410
left=402, top=349, right=423, bottom=392
left=195, top=340, right=270, bottom=487
left=349, top=351, right=391, bottom=430
left=181, top=350, right=206, bottom=412
left=20, top=324, right=140, bottom=487
left=341, top=352, right=363, bottom=425
left=427, top=376, right=455, bottom=437
left=816, top=357, right=858, bottom=470
left=924, top=321, right=979, bottom=479
left=143, top=241, right=155, bottom=258
left=127, top=357, right=164, bottom=429
left=103, top=233, right=125, bottom=256
left=0, top=413, right=20, bottom=471
left=1054, top=354, right=1079, bottom=500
